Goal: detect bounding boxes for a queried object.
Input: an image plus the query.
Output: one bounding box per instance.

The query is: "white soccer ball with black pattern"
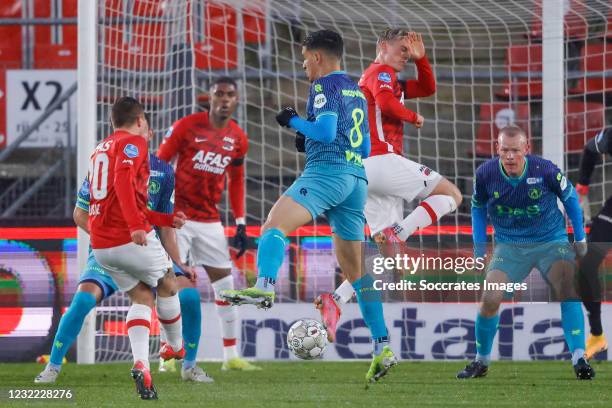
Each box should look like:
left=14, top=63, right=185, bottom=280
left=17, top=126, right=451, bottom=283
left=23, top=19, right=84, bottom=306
left=287, top=319, right=328, bottom=360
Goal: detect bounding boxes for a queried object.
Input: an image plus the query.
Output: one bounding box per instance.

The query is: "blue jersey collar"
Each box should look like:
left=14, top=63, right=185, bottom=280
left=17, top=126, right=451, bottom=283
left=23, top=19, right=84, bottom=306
left=322, top=70, right=346, bottom=77
left=498, top=156, right=528, bottom=187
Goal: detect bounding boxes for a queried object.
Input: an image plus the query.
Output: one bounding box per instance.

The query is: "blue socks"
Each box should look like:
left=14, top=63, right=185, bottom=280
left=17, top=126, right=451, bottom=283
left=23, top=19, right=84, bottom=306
left=179, top=287, right=201, bottom=368
left=352, top=275, right=389, bottom=354
left=561, top=300, right=586, bottom=365
left=49, top=291, right=97, bottom=370
left=255, top=228, right=287, bottom=291
left=475, top=313, right=499, bottom=366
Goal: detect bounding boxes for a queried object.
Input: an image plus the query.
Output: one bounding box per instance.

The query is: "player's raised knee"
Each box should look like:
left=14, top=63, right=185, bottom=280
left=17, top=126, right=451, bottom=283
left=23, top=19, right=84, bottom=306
left=157, top=270, right=178, bottom=297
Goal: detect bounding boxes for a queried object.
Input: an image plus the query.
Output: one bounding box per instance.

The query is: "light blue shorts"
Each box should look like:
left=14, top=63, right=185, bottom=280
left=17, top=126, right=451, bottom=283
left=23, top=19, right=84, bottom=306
left=487, top=242, right=576, bottom=283
left=284, top=171, right=367, bottom=241
left=79, top=251, right=119, bottom=300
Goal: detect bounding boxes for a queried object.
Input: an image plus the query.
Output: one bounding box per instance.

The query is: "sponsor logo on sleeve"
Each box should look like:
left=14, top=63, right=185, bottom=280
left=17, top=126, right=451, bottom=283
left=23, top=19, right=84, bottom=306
left=314, top=84, right=323, bottom=93
left=164, top=126, right=173, bottom=138
left=123, top=143, right=139, bottom=158
left=379, top=83, right=392, bottom=90
left=313, top=94, right=327, bottom=109
left=418, top=165, right=432, bottom=176
left=378, top=72, right=392, bottom=83
left=560, top=175, right=568, bottom=191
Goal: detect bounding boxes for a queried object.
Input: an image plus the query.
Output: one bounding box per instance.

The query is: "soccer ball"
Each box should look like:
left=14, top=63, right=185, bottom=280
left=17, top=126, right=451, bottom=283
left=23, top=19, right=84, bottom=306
left=287, top=319, right=328, bottom=360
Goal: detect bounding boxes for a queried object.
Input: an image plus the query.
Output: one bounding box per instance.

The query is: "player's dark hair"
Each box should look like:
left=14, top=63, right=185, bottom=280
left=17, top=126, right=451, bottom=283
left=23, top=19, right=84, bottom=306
left=302, top=29, right=343, bottom=60
left=211, top=76, right=238, bottom=89
left=111, top=96, right=144, bottom=128
left=377, top=28, right=410, bottom=45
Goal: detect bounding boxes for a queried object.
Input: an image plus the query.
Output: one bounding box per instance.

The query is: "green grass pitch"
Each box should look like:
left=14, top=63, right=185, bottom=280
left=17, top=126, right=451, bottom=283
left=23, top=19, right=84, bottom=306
left=1, top=361, right=610, bottom=407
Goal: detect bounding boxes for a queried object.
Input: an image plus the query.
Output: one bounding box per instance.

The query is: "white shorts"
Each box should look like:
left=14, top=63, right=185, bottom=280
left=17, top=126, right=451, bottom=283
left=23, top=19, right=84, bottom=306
left=177, top=220, right=232, bottom=269
left=92, top=230, right=173, bottom=292
left=363, top=153, right=443, bottom=235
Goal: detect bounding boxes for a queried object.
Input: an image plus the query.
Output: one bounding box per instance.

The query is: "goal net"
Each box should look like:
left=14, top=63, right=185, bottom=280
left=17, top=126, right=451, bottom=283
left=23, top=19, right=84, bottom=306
left=83, top=0, right=611, bottom=363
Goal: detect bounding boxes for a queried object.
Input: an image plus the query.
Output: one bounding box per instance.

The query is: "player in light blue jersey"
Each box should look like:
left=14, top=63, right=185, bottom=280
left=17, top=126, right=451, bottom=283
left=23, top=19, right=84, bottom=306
left=457, top=125, right=594, bottom=380
left=35, top=120, right=212, bottom=385
left=221, top=29, right=396, bottom=384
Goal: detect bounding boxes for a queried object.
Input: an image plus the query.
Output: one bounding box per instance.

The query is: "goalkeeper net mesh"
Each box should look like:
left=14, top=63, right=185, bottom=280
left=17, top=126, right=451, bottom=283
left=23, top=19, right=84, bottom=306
left=90, top=0, right=611, bottom=362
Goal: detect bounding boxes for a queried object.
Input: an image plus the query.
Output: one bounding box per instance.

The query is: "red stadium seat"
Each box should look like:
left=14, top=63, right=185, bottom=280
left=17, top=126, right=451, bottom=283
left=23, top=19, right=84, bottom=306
left=496, top=45, right=542, bottom=99
left=474, top=103, right=532, bottom=157
left=33, top=0, right=78, bottom=69
left=33, top=0, right=52, bottom=46
left=565, top=101, right=605, bottom=153
left=573, top=42, right=612, bottom=96
left=243, top=4, right=266, bottom=44
left=0, top=0, right=23, bottom=68
left=104, top=23, right=168, bottom=71
left=34, top=45, right=77, bottom=69
left=194, top=2, right=238, bottom=70
left=528, top=0, right=588, bottom=40
left=101, top=1, right=170, bottom=71
left=103, top=0, right=165, bottom=17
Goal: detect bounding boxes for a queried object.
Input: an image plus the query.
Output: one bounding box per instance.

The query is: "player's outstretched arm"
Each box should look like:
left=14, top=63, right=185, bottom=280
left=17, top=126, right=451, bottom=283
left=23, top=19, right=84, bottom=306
left=404, top=33, right=436, bottom=98
left=577, top=128, right=610, bottom=191
left=471, top=169, right=489, bottom=260
left=561, top=188, right=586, bottom=238
left=374, top=91, right=423, bottom=128
left=276, top=107, right=337, bottom=143
left=360, top=131, right=371, bottom=159
left=227, top=160, right=248, bottom=258
left=73, top=207, right=89, bottom=234
left=550, top=166, right=587, bottom=254
left=157, top=120, right=183, bottom=163
left=159, top=226, right=196, bottom=281
left=472, top=206, right=488, bottom=260
left=146, top=209, right=186, bottom=228
left=114, top=139, right=148, bottom=240
left=74, top=176, right=91, bottom=234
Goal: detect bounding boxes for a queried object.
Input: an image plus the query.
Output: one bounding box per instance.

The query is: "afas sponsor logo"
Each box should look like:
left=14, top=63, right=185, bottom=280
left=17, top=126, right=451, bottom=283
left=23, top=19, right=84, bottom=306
left=191, top=150, right=232, bottom=174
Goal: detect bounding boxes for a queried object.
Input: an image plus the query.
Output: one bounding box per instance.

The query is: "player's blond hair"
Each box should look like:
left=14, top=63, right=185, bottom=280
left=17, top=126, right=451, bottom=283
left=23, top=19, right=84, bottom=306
left=498, top=125, right=528, bottom=145
left=377, top=28, right=410, bottom=46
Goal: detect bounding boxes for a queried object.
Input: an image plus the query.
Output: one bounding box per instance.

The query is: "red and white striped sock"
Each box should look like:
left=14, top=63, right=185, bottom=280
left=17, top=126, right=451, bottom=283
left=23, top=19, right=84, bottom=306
left=126, top=303, right=152, bottom=369
left=156, top=294, right=182, bottom=351
left=396, top=195, right=457, bottom=241
left=212, top=275, right=239, bottom=361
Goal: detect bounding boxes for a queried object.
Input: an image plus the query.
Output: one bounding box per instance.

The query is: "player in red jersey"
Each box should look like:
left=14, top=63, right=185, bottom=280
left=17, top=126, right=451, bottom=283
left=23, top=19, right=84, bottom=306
left=89, top=97, right=187, bottom=400
left=157, top=77, right=258, bottom=371
left=317, top=30, right=463, bottom=341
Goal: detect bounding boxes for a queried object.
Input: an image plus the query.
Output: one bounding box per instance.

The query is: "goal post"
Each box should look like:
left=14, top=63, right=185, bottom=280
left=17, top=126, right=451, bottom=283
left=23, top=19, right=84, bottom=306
left=76, top=0, right=98, bottom=364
